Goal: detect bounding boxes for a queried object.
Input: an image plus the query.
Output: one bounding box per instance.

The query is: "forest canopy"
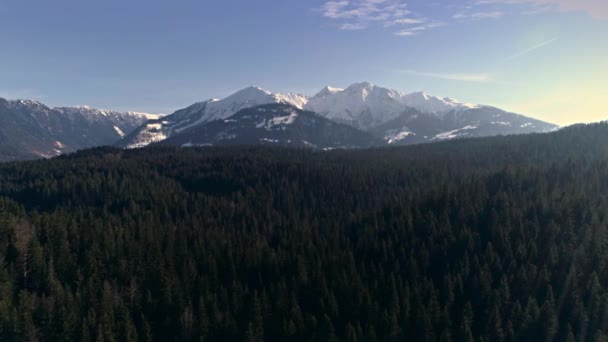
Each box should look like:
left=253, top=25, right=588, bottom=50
left=0, top=123, right=608, bottom=341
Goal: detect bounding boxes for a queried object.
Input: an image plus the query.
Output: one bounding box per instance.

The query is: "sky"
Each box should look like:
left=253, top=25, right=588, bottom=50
left=0, top=0, right=606, bottom=125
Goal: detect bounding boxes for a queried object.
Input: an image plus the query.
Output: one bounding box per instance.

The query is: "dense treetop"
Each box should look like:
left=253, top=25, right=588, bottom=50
left=0, top=123, right=608, bottom=341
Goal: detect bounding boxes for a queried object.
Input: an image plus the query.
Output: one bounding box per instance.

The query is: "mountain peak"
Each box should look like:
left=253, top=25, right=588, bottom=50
left=10, top=99, right=47, bottom=108
left=71, top=105, right=94, bottom=110
left=233, top=86, right=272, bottom=96
left=346, top=82, right=374, bottom=90
left=116, top=82, right=555, bottom=150
left=315, top=86, right=344, bottom=97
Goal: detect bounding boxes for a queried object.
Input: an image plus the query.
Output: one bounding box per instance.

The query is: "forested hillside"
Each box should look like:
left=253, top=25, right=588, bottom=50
left=1, top=123, right=608, bottom=341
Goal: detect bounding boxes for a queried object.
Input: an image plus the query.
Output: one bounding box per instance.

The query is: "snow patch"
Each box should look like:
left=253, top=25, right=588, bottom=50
left=433, top=126, right=478, bottom=140
left=260, top=138, right=280, bottom=143
left=255, top=110, right=299, bottom=130
left=271, top=112, right=298, bottom=126
left=385, top=129, right=416, bottom=144
left=113, top=126, right=125, bottom=138
left=126, top=122, right=167, bottom=149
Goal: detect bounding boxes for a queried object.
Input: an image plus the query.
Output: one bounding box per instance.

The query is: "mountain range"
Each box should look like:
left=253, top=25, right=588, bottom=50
left=118, top=82, right=557, bottom=149
left=0, top=98, right=160, bottom=161
left=0, top=82, right=558, bottom=160
left=156, top=104, right=383, bottom=149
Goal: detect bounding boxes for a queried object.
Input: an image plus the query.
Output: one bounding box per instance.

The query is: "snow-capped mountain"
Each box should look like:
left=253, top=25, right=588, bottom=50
left=304, top=82, right=557, bottom=144
left=304, top=82, right=407, bottom=130
left=306, top=83, right=477, bottom=117
left=118, top=86, right=309, bottom=148
left=54, top=106, right=162, bottom=139
left=370, top=105, right=557, bottom=145
left=305, top=82, right=479, bottom=130
left=0, top=82, right=559, bottom=161
left=158, top=103, right=382, bottom=149
left=400, top=91, right=479, bottom=114
left=119, top=82, right=557, bottom=149
left=0, top=98, right=160, bottom=161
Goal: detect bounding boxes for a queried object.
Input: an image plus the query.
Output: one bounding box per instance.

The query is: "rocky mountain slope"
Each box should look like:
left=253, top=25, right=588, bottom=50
left=0, top=82, right=559, bottom=160
left=119, top=82, right=557, bottom=149
left=305, top=82, right=557, bottom=144
left=0, top=98, right=160, bottom=161
left=158, top=104, right=382, bottom=149
left=118, top=86, right=308, bottom=148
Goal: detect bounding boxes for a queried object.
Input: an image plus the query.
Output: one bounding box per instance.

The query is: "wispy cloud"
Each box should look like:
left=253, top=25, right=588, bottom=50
left=503, top=37, right=559, bottom=61
left=319, top=0, right=435, bottom=36
left=321, top=0, right=411, bottom=22
left=391, top=18, right=426, bottom=25
left=472, top=0, right=608, bottom=19
left=453, top=10, right=505, bottom=20
left=400, top=70, right=494, bottom=82
left=394, top=26, right=425, bottom=36
left=393, top=22, right=445, bottom=36
left=340, top=23, right=367, bottom=30
left=394, top=30, right=417, bottom=36
left=318, top=0, right=606, bottom=38
left=472, top=11, right=504, bottom=18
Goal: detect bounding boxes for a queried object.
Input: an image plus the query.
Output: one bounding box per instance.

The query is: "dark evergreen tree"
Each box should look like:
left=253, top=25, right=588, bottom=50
left=0, top=122, right=607, bottom=340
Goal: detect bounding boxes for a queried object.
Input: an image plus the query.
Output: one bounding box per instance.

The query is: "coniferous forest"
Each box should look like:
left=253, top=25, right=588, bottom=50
left=2, top=123, right=608, bottom=341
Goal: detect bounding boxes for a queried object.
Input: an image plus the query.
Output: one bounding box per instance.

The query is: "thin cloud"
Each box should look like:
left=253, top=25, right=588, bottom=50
left=472, top=0, right=608, bottom=19
left=391, top=18, right=426, bottom=25
left=453, top=10, right=505, bottom=20
left=321, top=1, right=351, bottom=19
left=394, top=30, right=417, bottom=36
left=340, top=23, right=367, bottom=30
left=319, top=0, right=433, bottom=34
left=321, top=0, right=411, bottom=21
left=503, top=37, right=559, bottom=61
left=401, top=70, right=494, bottom=83
left=394, top=26, right=426, bottom=36
left=471, top=11, right=504, bottom=18
left=520, top=5, right=555, bottom=14
left=393, top=22, right=444, bottom=36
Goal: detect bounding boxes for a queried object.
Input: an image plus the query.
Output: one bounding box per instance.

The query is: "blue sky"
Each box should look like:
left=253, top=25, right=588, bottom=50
left=0, top=0, right=606, bottom=125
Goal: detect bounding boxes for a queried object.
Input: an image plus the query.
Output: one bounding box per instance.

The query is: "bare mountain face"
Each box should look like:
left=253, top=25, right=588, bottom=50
left=118, top=82, right=557, bottom=149
left=0, top=98, right=160, bottom=161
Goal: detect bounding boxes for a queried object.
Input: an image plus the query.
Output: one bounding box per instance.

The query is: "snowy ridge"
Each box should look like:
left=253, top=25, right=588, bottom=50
left=304, top=82, right=480, bottom=130
left=172, top=86, right=308, bottom=133
left=0, top=97, right=164, bottom=160
left=400, top=92, right=479, bottom=114
left=121, top=86, right=309, bottom=148
left=198, top=86, right=308, bottom=123
left=54, top=106, right=163, bottom=122
left=155, top=103, right=382, bottom=149
left=305, top=82, right=407, bottom=129
left=118, top=82, right=557, bottom=149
